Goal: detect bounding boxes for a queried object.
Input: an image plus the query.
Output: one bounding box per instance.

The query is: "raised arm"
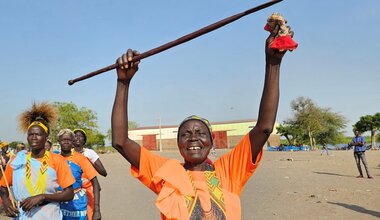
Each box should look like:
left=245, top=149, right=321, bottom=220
left=249, top=25, right=293, bottom=162
left=111, top=49, right=142, bottom=168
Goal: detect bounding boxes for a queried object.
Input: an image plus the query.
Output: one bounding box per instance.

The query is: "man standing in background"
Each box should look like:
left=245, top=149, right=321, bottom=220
left=351, top=130, right=373, bottom=179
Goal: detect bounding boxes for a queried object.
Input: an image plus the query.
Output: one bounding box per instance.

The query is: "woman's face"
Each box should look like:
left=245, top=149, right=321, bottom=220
left=27, top=126, right=47, bottom=151
left=59, top=133, right=74, bottom=153
left=178, top=120, right=212, bottom=164
left=74, top=131, right=85, bottom=148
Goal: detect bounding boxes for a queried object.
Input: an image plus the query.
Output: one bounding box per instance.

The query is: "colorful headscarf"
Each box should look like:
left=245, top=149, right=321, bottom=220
left=178, top=115, right=213, bottom=144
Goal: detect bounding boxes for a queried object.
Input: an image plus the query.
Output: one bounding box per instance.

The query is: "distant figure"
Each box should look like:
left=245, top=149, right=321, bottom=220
left=279, top=144, right=284, bottom=151
left=351, top=130, right=373, bottom=179
left=44, top=139, right=53, bottom=151
left=321, top=145, right=329, bottom=156
left=0, top=142, right=12, bottom=170
left=16, top=142, right=27, bottom=153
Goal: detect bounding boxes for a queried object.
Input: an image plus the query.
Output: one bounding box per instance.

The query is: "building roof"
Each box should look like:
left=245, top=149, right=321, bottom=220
left=130, top=119, right=258, bottom=131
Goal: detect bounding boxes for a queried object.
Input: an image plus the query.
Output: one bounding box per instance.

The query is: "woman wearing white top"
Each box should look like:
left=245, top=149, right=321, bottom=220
left=73, top=129, right=107, bottom=177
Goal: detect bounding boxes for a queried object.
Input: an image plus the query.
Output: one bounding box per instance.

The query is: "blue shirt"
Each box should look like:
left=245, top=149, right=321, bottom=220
left=352, top=136, right=366, bottom=152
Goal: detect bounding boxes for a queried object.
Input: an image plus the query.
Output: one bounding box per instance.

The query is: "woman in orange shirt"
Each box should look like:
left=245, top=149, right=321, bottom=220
left=111, top=23, right=293, bottom=219
left=58, top=129, right=101, bottom=220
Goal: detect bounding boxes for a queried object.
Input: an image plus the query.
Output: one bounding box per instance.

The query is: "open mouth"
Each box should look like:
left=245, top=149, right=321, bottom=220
left=188, top=146, right=201, bottom=150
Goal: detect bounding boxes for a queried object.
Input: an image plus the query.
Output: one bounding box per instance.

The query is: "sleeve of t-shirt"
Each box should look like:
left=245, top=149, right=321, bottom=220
left=84, top=149, right=100, bottom=164
left=214, top=133, right=263, bottom=195
left=77, top=154, right=97, bottom=181
left=130, top=147, right=168, bottom=194
left=0, top=159, right=14, bottom=187
left=50, top=153, right=75, bottom=189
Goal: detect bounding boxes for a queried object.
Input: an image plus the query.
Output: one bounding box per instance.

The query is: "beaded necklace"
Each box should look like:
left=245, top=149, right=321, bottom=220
left=25, top=151, right=49, bottom=196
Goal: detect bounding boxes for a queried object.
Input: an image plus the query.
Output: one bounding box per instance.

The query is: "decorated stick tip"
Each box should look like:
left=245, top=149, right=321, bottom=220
left=264, top=12, right=298, bottom=51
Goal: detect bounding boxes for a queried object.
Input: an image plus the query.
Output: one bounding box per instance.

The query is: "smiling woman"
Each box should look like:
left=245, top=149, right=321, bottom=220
left=0, top=102, right=75, bottom=219
left=177, top=116, right=214, bottom=170
left=111, top=20, right=294, bottom=219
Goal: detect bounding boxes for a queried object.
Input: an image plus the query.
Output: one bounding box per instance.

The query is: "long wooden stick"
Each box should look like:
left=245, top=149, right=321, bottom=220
left=0, top=164, right=16, bottom=209
left=68, top=0, right=283, bottom=85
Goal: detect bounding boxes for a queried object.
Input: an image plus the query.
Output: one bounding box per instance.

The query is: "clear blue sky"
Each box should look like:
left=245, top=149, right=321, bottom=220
left=1, top=0, right=379, bottom=143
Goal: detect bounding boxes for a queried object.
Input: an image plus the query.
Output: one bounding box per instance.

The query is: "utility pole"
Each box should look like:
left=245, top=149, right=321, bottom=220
left=159, top=117, right=163, bottom=152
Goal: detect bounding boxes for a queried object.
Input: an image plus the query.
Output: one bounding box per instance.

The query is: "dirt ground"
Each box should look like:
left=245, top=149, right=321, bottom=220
left=1, top=150, right=379, bottom=219
left=98, top=150, right=380, bottom=220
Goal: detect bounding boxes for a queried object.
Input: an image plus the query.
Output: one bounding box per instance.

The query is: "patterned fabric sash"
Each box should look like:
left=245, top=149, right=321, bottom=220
left=25, top=151, right=49, bottom=196
left=184, top=165, right=226, bottom=220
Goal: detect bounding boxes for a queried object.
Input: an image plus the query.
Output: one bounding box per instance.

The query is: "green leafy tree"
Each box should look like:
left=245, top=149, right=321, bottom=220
left=315, top=109, right=347, bottom=145
left=279, top=97, right=347, bottom=150
left=291, top=97, right=322, bottom=149
left=92, top=133, right=106, bottom=148
left=50, top=102, right=105, bottom=148
left=354, top=112, right=380, bottom=150
left=8, top=141, right=19, bottom=150
left=276, top=122, right=302, bottom=145
left=106, top=121, right=139, bottom=143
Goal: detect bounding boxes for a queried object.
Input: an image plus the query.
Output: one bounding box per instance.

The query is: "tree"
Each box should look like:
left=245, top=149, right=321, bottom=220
left=354, top=112, right=380, bottom=150
left=50, top=102, right=105, bottom=148
left=8, top=141, right=19, bottom=150
left=278, top=97, right=347, bottom=150
left=314, top=109, right=347, bottom=145
left=106, top=121, right=139, bottom=143
left=276, top=122, right=302, bottom=145
left=290, top=97, right=323, bottom=149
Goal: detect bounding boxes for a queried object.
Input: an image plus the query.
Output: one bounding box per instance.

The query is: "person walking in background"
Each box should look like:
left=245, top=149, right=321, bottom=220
left=351, top=130, right=373, bottom=179
left=321, top=144, right=329, bottom=156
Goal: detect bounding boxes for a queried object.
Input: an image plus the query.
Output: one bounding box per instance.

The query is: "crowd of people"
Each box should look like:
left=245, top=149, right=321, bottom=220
left=0, top=103, right=107, bottom=220
left=0, top=15, right=375, bottom=220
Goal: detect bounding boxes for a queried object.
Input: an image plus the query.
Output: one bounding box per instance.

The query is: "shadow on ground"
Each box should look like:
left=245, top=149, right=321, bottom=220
left=328, top=202, right=380, bottom=218
left=313, top=171, right=354, bottom=177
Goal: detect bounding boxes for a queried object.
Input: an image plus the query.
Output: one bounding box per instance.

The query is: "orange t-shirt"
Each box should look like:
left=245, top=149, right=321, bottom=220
left=68, top=152, right=97, bottom=184
left=131, top=133, right=263, bottom=220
